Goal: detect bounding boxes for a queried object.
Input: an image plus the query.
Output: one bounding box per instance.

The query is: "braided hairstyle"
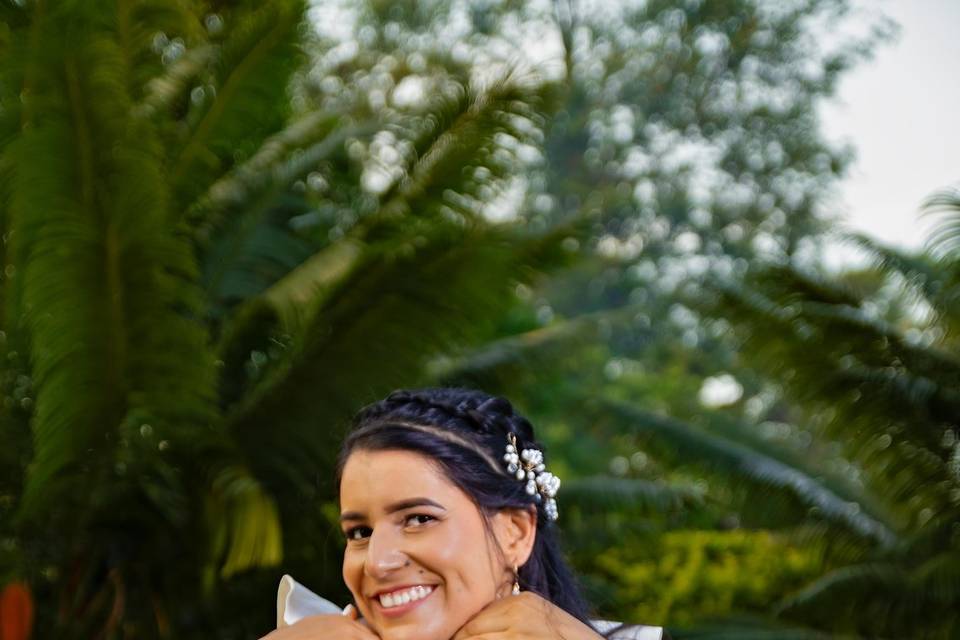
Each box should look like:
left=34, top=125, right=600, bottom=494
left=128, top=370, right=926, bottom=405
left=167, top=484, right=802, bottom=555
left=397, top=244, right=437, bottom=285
left=336, top=387, right=593, bottom=626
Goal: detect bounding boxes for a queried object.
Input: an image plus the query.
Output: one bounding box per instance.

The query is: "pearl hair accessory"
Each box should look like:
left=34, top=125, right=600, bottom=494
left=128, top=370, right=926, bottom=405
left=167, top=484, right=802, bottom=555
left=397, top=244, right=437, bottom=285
left=503, top=433, right=561, bottom=521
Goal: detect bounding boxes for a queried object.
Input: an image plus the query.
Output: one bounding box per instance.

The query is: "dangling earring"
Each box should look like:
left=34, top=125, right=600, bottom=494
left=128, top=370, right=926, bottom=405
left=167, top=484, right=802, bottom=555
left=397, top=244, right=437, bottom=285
left=512, top=565, right=521, bottom=595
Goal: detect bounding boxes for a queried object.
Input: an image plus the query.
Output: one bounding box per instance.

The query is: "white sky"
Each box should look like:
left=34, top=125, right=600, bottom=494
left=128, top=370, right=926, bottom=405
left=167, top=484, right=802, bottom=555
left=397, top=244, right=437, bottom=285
left=820, top=0, right=960, bottom=253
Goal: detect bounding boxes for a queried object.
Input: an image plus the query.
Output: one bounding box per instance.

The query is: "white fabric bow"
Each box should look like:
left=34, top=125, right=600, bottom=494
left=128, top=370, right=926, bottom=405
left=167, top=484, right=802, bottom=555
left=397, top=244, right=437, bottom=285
left=276, top=574, right=346, bottom=627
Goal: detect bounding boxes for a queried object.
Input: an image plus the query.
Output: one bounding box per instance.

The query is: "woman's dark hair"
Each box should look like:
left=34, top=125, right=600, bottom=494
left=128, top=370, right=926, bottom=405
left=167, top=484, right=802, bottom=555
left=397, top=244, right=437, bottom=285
left=336, top=387, right=594, bottom=626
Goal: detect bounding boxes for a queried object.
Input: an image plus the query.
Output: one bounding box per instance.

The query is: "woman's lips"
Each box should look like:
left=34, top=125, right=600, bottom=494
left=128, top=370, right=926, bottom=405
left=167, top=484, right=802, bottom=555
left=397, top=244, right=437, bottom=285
left=373, top=585, right=436, bottom=618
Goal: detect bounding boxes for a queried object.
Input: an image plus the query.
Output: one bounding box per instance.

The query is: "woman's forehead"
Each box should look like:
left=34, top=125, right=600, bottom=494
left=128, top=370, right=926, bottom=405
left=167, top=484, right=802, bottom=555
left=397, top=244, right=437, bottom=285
left=339, top=449, right=462, bottom=511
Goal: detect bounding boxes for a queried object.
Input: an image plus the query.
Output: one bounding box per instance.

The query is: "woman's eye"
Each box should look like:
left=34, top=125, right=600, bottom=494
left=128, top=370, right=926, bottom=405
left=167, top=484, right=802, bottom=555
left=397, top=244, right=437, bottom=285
left=345, top=526, right=372, bottom=541
left=405, top=514, right=435, bottom=527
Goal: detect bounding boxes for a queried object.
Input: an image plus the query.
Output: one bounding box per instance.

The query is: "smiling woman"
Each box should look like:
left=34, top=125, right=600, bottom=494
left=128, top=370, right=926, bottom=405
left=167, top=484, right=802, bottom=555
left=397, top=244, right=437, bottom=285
left=340, top=448, right=536, bottom=639
left=260, top=388, right=666, bottom=640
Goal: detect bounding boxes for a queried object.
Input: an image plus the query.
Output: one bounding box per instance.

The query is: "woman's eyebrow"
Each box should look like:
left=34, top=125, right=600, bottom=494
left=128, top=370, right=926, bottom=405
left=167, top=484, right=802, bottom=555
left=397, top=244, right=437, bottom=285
left=339, top=497, right=446, bottom=523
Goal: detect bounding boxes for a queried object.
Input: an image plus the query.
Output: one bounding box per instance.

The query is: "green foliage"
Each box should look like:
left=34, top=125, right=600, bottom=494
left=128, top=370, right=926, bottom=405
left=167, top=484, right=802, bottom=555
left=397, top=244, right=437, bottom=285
left=0, top=0, right=562, bottom=636
left=1, top=0, right=928, bottom=638
left=925, top=183, right=960, bottom=260
left=593, top=530, right=821, bottom=627
left=690, top=196, right=960, bottom=635
left=595, top=401, right=897, bottom=546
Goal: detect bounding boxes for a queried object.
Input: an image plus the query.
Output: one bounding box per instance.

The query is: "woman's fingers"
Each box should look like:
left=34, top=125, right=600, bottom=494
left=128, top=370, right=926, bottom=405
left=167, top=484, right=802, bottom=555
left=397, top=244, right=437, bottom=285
left=452, top=596, right=526, bottom=638
left=453, top=592, right=601, bottom=640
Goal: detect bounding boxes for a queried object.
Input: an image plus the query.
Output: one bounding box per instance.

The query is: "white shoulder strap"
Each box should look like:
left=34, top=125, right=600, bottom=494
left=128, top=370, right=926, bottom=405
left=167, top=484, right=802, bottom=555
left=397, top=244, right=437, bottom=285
left=592, top=619, right=663, bottom=640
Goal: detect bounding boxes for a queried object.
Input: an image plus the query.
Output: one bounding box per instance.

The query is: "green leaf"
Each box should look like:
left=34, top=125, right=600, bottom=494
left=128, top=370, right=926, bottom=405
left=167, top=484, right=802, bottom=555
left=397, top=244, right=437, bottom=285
left=171, top=0, right=306, bottom=211
left=594, top=400, right=898, bottom=547
left=9, top=7, right=215, bottom=519
left=370, top=69, right=559, bottom=225
left=924, top=183, right=960, bottom=260
left=431, top=302, right=640, bottom=384
left=207, top=465, right=283, bottom=579
left=564, top=476, right=704, bottom=514
left=226, top=226, right=565, bottom=494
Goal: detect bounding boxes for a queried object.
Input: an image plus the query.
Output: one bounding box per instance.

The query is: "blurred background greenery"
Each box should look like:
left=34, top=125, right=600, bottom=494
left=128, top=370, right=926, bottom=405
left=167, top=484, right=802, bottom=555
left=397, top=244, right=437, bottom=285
left=0, top=0, right=957, bottom=638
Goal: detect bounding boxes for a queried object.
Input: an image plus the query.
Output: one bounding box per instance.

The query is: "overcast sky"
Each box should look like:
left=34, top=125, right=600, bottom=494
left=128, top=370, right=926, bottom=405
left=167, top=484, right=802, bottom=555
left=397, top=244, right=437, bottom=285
left=820, top=0, right=960, bottom=254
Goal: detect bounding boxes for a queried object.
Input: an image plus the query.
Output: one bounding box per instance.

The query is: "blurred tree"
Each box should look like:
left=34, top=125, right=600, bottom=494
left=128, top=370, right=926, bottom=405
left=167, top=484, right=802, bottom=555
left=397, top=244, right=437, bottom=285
left=0, top=0, right=564, bottom=636
left=514, top=181, right=959, bottom=637
left=691, top=182, right=960, bottom=637
left=593, top=529, right=820, bottom=628
left=332, top=0, right=893, bottom=633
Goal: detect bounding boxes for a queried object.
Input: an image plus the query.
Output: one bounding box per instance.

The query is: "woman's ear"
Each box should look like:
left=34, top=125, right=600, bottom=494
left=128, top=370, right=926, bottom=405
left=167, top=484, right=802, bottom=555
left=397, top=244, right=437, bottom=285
left=491, top=506, right=537, bottom=567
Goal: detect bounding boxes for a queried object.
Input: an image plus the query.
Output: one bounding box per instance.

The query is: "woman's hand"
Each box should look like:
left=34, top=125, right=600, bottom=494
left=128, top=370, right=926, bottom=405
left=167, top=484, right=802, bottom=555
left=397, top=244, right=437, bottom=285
left=453, top=592, right=603, bottom=640
left=259, top=607, right=381, bottom=640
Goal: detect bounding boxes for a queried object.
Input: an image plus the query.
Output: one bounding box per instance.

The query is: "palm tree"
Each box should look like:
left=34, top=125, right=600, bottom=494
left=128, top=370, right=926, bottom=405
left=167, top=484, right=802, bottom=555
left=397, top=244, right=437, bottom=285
left=684, top=184, right=960, bottom=637
left=0, top=1, right=563, bottom=636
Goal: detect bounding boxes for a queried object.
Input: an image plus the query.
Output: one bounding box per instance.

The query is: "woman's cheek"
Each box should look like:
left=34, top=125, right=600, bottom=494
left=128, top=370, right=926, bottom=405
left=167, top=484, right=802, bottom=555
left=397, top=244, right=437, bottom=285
left=342, top=549, right=367, bottom=613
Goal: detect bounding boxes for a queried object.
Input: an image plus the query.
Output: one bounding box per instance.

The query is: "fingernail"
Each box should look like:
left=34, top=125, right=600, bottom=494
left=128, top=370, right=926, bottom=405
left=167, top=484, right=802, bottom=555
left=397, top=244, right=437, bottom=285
left=342, top=604, right=355, bottom=617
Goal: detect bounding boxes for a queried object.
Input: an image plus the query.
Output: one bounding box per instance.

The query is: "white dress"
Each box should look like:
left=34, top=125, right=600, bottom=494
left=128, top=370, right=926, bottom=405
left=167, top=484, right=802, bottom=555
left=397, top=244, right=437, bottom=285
left=276, top=575, right=663, bottom=640
left=593, top=620, right=664, bottom=640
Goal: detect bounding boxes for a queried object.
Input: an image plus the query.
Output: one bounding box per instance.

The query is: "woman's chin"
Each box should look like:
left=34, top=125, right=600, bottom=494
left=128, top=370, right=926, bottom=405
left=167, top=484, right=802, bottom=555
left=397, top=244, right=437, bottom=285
left=375, top=621, right=456, bottom=640
left=369, top=594, right=459, bottom=640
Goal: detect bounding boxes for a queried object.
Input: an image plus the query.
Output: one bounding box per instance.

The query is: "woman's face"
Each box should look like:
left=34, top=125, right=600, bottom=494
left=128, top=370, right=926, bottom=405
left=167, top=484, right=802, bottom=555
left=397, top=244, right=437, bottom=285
left=339, top=449, right=512, bottom=640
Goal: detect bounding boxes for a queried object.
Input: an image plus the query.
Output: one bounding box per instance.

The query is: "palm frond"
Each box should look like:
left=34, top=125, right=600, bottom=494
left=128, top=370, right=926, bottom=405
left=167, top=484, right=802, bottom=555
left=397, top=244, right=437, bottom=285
left=704, top=265, right=960, bottom=524
left=776, top=557, right=960, bottom=636
left=924, top=182, right=960, bottom=260
left=112, top=0, right=206, bottom=101
left=701, top=250, right=960, bottom=634
left=564, top=476, right=704, bottom=514
left=370, top=69, right=559, bottom=225
left=797, top=297, right=960, bottom=380
left=842, top=232, right=945, bottom=299
left=708, top=270, right=960, bottom=442
left=911, top=551, right=960, bottom=605
left=594, top=400, right=898, bottom=547
left=842, top=231, right=960, bottom=343
left=189, top=111, right=353, bottom=237
left=170, top=0, right=305, bottom=211
left=257, top=237, right=363, bottom=331
left=195, top=117, right=374, bottom=311
left=202, top=197, right=318, bottom=319
left=0, top=2, right=28, bottom=329
left=206, top=465, right=283, bottom=579
left=431, top=302, right=639, bottom=384
left=211, top=237, right=363, bottom=410
left=225, top=226, right=566, bottom=494
left=134, top=44, right=216, bottom=120
left=9, top=7, right=215, bottom=518
left=777, top=562, right=902, bottom=615
left=0, top=15, right=24, bottom=146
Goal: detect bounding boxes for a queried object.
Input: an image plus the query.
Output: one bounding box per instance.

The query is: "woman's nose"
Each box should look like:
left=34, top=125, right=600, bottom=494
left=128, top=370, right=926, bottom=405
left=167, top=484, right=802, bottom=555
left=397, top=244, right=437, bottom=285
left=364, top=528, right=409, bottom=578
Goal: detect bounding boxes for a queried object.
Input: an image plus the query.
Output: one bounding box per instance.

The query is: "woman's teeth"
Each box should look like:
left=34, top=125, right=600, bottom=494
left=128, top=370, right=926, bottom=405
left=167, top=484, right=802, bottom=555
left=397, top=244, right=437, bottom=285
left=379, top=585, right=433, bottom=608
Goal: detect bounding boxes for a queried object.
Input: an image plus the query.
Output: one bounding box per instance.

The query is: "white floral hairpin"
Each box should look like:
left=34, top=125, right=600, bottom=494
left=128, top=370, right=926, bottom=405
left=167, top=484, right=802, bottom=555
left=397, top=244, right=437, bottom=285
left=503, top=433, right=561, bottom=521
